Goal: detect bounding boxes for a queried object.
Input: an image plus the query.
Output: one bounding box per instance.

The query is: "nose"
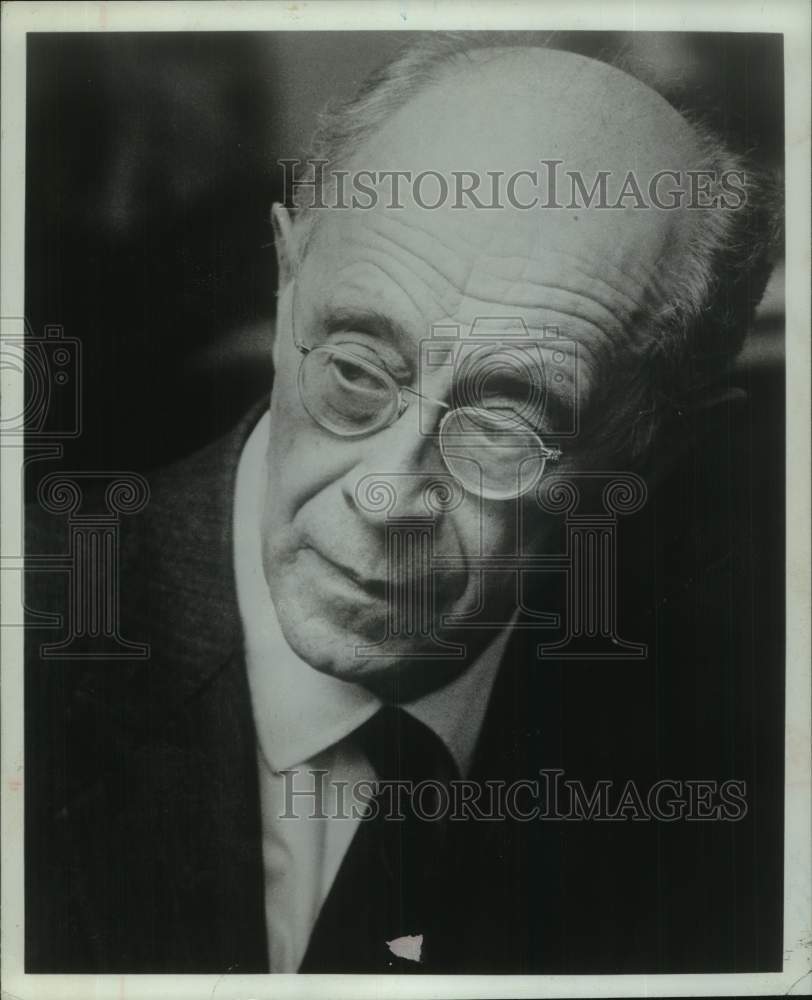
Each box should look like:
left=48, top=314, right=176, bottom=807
left=339, top=405, right=462, bottom=526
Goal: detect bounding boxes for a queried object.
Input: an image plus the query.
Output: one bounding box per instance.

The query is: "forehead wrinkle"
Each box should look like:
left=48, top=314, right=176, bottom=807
left=318, top=238, right=650, bottom=371
left=343, top=240, right=475, bottom=334
left=305, top=225, right=450, bottom=333
left=352, top=241, right=643, bottom=348
left=452, top=296, right=624, bottom=374
left=343, top=223, right=631, bottom=349
left=318, top=210, right=470, bottom=299
left=312, top=222, right=466, bottom=326
left=333, top=252, right=445, bottom=339
left=454, top=289, right=631, bottom=343
left=324, top=254, right=450, bottom=340
left=361, top=212, right=477, bottom=310
left=460, top=267, right=645, bottom=342
left=469, top=248, right=665, bottom=317
left=464, top=230, right=672, bottom=313
left=324, top=205, right=672, bottom=329
left=309, top=198, right=675, bottom=377
left=434, top=202, right=666, bottom=284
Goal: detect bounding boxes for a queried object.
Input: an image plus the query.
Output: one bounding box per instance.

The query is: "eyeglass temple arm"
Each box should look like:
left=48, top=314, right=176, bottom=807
left=400, top=384, right=450, bottom=410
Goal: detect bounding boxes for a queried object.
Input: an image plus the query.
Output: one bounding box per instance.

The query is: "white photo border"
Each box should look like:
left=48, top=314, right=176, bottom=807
left=2, top=2, right=809, bottom=998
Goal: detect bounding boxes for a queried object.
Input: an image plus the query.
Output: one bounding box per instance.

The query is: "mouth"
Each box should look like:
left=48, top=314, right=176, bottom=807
left=305, top=544, right=437, bottom=601
left=305, top=545, right=389, bottom=599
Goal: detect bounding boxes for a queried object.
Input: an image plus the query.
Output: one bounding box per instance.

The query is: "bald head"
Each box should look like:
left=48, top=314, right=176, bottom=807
left=280, top=35, right=774, bottom=464
left=337, top=46, right=708, bottom=296
left=365, top=45, right=702, bottom=177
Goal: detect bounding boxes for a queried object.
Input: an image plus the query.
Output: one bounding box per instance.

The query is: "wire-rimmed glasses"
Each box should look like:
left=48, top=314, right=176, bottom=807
left=291, top=297, right=562, bottom=501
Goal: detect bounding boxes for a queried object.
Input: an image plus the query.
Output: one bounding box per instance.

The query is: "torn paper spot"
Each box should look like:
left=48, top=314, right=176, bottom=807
left=386, top=934, right=423, bottom=963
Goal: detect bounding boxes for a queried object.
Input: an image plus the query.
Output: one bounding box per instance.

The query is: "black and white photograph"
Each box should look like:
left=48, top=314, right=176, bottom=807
left=1, top=2, right=809, bottom=998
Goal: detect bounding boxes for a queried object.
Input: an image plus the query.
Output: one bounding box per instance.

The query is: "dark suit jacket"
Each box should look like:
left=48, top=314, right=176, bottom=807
left=25, top=402, right=784, bottom=974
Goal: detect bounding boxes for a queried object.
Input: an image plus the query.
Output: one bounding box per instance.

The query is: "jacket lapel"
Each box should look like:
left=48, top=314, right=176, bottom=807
left=62, top=403, right=270, bottom=971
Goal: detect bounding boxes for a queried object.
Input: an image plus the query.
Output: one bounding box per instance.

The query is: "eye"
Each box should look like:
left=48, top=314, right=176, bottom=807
left=308, top=346, right=396, bottom=431
left=479, top=373, right=526, bottom=405
left=471, top=374, right=545, bottom=429
left=331, top=354, right=385, bottom=392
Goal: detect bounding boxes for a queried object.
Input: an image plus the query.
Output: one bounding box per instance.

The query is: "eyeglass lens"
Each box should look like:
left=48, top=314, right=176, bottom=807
left=297, top=345, right=399, bottom=437
left=298, top=346, right=549, bottom=499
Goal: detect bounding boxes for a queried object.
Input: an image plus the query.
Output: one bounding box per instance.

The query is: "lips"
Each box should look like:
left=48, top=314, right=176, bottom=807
left=312, top=545, right=388, bottom=596
left=305, top=543, right=436, bottom=599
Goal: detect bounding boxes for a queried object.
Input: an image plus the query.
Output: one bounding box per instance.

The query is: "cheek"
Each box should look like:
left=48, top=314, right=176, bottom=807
left=266, top=330, right=354, bottom=525
left=453, top=495, right=554, bottom=563
left=264, top=419, right=345, bottom=531
left=263, top=378, right=334, bottom=553
left=447, top=496, right=519, bottom=561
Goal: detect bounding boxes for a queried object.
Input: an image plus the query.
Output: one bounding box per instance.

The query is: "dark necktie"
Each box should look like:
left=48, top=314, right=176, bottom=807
left=299, top=705, right=460, bottom=972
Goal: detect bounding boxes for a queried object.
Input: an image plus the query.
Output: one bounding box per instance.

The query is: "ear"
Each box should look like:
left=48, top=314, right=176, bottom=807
left=271, top=202, right=296, bottom=289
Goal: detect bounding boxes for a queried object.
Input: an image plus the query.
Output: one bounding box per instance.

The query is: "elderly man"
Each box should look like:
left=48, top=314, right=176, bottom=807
left=26, top=36, right=779, bottom=975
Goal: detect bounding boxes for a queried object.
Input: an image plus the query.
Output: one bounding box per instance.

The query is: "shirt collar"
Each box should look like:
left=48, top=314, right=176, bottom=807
left=233, top=411, right=507, bottom=778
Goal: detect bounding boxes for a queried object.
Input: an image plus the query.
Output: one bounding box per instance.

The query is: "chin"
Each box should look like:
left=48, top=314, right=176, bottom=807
left=271, top=591, right=474, bottom=697
left=264, top=546, right=498, bottom=695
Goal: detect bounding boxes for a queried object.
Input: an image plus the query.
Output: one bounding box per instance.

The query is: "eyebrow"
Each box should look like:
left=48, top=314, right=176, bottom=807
left=316, top=304, right=417, bottom=379
left=321, top=305, right=415, bottom=352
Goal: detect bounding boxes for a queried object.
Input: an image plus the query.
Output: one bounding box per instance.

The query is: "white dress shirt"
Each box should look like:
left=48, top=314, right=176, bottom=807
left=233, top=411, right=510, bottom=972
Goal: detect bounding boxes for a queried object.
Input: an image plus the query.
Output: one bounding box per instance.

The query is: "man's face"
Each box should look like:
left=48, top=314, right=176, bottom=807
left=261, top=49, right=694, bottom=692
